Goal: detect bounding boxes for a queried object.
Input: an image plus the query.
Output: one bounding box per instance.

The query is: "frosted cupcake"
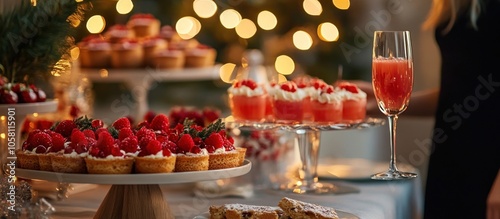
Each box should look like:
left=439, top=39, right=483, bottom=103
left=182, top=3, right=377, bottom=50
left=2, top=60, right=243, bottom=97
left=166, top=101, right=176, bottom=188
left=184, top=45, right=217, bottom=68
left=111, top=39, right=144, bottom=68
left=310, top=85, right=343, bottom=123
left=151, top=49, right=185, bottom=69
left=142, top=36, right=168, bottom=67
left=127, top=14, right=160, bottom=38
left=105, top=24, right=134, bottom=44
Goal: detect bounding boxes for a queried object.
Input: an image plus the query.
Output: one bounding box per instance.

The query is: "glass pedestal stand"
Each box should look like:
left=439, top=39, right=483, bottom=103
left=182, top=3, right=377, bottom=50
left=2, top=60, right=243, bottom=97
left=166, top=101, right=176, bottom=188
left=227, top=118, right=384, bottom=195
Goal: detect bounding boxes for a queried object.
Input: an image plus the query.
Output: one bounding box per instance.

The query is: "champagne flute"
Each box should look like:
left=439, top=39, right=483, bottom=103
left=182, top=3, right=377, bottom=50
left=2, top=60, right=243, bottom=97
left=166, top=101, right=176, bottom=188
left=371, top=31, right=417, bottom=180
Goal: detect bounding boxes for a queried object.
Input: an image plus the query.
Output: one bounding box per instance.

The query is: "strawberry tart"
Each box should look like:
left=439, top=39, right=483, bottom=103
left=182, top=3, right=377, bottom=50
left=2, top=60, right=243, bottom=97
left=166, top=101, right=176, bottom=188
left=174, top=133, right=209, bottom=172
left=228, top=79, right=269, bottom=122
left=134, top=127, right=176, bottom=173
left=51, top=129, right=94, bottom=173
left=85, top=130, right=134, bottom=174
left=337, top=82, right=367, bottom=123
left=17, top=130, right=56, bottom=170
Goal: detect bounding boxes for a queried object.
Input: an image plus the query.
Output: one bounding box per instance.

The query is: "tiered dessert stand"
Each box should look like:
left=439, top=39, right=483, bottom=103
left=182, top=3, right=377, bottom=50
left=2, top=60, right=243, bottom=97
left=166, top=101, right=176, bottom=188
left=16, top=160, right=251, bottom=219
left=226, top=118, right=384, bottom=194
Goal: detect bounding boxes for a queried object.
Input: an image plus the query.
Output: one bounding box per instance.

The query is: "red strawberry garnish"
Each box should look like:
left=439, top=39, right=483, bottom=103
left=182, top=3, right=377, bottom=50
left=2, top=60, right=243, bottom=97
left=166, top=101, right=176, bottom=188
left=112, top=117, right=131, bottom=130
left=49, top=132, right=66, bottom=152
left=338, top=82, right=359, bottom=94
left=54, top=120, right=77, bottom=138
left=241, top=79, right=258, bottom=90
left=162, top=148, right=172, bottom=156
left=136, top=127, right=156, bottom=141
left=91, top=119, right=104, bottom=129
left=111, top=145, right=124, bottom=156
left=83, top=129, right=96, bottom=139
left=190, top=146, right=202, bottom=154
left=0, top=89, right=18, bottom=104
left=144, top=111, right=156, bottom=123
left=146, top=140, right=162, bottom=155
left=177, top=134, right=194, bottom=153
left=34, top=145, right=47, bottom=154
left=121, top=136, right=139, bottom=153
left=71, top=129, right=87, bottom=144
left=97, top=132, right=115, bottom=150
left=33, top=132, right=53, bottom=148
left=35, top=88, right=47, bottom=102
left=322, top=85, right=335, bottom=94
left=280, top=81, right=297, bottom=93
left=311, top=79, right=327, bottom=90
left=163, top=140, right=178, bottom=154
left=205, top=144, right=216, bottom=153
left=150, top=114, right=170, bottom=133
left=118, top=128, right=134, bottom=141
left=204, top=133, right=224, bottom=149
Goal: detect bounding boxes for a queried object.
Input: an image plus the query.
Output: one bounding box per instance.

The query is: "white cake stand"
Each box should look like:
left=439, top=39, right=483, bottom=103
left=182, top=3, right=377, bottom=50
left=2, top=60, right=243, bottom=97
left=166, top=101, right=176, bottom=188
left=16, top=160, right=252, bottom=219
left=0, top=100, right=58, bottom=171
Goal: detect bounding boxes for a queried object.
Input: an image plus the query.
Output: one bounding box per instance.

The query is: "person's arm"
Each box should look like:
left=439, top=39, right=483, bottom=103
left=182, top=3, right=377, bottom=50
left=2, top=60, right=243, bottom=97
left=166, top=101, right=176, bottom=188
left=350, top=80, right=439, bottom=117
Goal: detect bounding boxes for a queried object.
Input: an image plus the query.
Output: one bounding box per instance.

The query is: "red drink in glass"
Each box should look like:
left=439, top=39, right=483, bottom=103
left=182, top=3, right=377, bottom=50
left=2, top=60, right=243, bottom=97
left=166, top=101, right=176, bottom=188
left=230, top=94, right=268, bottom=121
left=372, top=58, right=413, bottom=115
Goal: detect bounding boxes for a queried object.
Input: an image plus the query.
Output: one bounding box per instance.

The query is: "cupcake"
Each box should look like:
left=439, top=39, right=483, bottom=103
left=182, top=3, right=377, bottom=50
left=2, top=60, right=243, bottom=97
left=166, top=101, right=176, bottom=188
left=337, top=82, right=367, bottom=123
left=159, top=25, right=182, bottom=43
left=105, top=24, right=134, bottom=44
left=271, top=81, right=306, bottom=123
left=111, top=39, right=144, bottom=68
left=184, top=45, right=217, bottom=68
left=228, top=79, right=269, bottom=122
left=151, top=49, right=185, bottom=69
left=77, top=35, right=101, bottom=68
left=85, top=131, right=134, bottom=174
left=310, top=85, right=343, bottom=123
left=85, top=37, right=112, bottom=68
left=127, top=14, right=160, bottom=38
left=142, top=36, right=168, bottom=67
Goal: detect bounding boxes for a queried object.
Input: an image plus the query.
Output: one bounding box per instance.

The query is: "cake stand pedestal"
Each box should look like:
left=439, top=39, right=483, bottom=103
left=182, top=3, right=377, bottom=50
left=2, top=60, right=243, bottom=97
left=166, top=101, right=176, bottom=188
left=16, top=160, right=251, bottom=219
left=226, top=118, right=384, bottom=195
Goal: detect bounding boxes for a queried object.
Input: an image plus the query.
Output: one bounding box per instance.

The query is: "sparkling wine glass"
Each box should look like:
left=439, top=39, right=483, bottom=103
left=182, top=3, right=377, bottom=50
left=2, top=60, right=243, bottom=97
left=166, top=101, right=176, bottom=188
left=371, top=31, right=417, bottom=180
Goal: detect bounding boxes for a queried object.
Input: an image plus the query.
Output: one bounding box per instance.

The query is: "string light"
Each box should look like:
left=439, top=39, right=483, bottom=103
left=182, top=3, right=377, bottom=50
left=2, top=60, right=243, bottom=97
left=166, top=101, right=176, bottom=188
left=303, top=0, right=322, bottom=16
left=116, top=0, right=134, bottom=15
left=235, top=19, right=257, bottom=39
left=193, top=0, right=217, bottom=18
left=318, top=22, right=339, bottom=42
left=293, top=30, right=313, bottom=50
left=257, top=11, right=277, bottom=30
left=176, top=16, right=202, bottom=39
left=86, top=15, right=105, bottom=34
left=219, top=63, right=237, bottom=83
left=220, top=9, right=242, bottom=29
left=333, top=0, right=350, bottom=10
left=275, top=55, right=295, bottom=75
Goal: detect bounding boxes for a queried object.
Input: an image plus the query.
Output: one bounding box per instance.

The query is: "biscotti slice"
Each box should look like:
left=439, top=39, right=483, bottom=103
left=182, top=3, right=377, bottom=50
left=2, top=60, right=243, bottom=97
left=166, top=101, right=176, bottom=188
left=209, top=204, right=285, bottom=219
left=278, top=197, right=338, bottom=219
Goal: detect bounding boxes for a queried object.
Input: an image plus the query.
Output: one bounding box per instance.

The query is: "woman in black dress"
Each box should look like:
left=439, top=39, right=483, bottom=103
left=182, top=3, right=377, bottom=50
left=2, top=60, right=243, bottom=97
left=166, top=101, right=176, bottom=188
left=421, top=0, right=500, bottom=218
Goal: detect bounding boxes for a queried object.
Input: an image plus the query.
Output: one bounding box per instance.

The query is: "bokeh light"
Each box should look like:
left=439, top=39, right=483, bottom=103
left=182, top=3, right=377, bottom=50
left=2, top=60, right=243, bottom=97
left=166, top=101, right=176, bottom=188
left=293, top=30, right=313, bottom=50
left=219, top=63, right=237, bottom=83
left=333, top=0, right=350, bottom=10
left=86, top=15, right=106, bottom=34
left=176, top=16, right=202, bottom=39
left=220, top=9, right=242, bottom=29
left=235, top=19, right=257, bottom=39
left=318, top=22, right=339, bottom=42
left=303, top=0, right=322, bottom=16
left=116, top=0, right=133, bottom=15
left=275, top=55, right=295, bottom=75
left=193, top=0, right=217, bottom=18
left=70, top=47, right=80, bottom=60
left=257, top=10, right=277, bottom=30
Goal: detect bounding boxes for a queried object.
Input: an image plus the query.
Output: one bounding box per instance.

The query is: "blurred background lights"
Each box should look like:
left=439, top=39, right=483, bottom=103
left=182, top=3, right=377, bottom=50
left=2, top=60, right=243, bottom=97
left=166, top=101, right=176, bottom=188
left=116, top=0, right=133, bottom=15
left=220, top=9, right=241, bottom=29
left=257, top=10, right=277, bottom=30
left=293, top=30, right=313, bottom=50
left=303, top=0, right=323, bottom=16
left=70, top=47, right=80, bottom=60
left=333, top=0, right=350, bottom=10
left=219, top=63, right=237, bottom=83
left=193, top=0, right=217, bottom=19
left=275, top=55, right=295, bottom=75
left=86, top=15, right=105, bottom=34
left=235, top=19, right=257, bottom=39
left=176, top=16, right=201, bottom=39
left=318, top=22, right=339, bottom=42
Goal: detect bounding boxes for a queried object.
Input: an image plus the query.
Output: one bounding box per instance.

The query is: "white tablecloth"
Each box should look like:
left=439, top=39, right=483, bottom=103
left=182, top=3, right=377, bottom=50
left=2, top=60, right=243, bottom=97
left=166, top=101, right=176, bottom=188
left=49, top=178, right=422, bottom=219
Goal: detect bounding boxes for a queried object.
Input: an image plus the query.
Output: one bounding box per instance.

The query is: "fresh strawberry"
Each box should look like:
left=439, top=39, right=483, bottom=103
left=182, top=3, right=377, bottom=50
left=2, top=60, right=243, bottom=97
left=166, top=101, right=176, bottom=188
left=137, top=121, right=150, bottom=129
left=146, top=140, right=162, bottom=155
left=83, top=129, right=96, bottom=139
left=280, top=81, right=297, bottom=92
left=11, top=83, right=25, bottom=93
left=136, top=127, right=156, bottom=141
left=139, top=135, right=155, bottom=149
left=0, top=89, right=18, bottom=104
left=241, top=79, right=258, bottom=90
left=177, top=134, right=194, bottom=153
left=49, top=132, right=66, bottom=152
left=97, top=131, right=115, bottom=150
left=54, top=120, right=77, bottom=138
left=91, top=119, right=104, bottom=129
left=19, top=88, right=37, bottom=103
left=311, top=79, right=327, bottom=90
left=338, top=82, right=359, bottom=94
left=64, top=145, right=75, bottom=154
left=205, top=144, right=216, bottom=153
left=34, top=145, right=47, bottom=154
left=126, top=116, right=134, bottom=127
left=32, top=86, right=46, bottom=102
left=33, top=132, right=53, bottom=148
left=322, top=85, right=335, bottom=94
left=118, top=128, right=134, bottom=141
left=204, top=133, right=224, bottom=149
left=95, top=127, right=108, bottom=137
left=190, top=146, right=202, bottom=154
left=162, top=148, right=172, bottom=156
left=121, top=136, right=139, bottom=153
left=144, top=111, right=156, bottom=123
left=150, top=114, right=169, bottom=133
left=88, top=146, right=100, bottom=157
left=71, top=129, right=87, bottom=144
left=112, top=117, right=131, bottom=130
left=162, top=140, right=178, bottom=154
left=111, top=145, right=123, bottom=156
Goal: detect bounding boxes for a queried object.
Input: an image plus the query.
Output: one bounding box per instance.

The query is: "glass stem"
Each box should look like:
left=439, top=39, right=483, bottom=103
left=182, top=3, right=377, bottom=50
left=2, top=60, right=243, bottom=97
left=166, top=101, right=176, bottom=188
left=388, top=115, right=399, bottom=172
left=296, top=129, right=320, bottom=186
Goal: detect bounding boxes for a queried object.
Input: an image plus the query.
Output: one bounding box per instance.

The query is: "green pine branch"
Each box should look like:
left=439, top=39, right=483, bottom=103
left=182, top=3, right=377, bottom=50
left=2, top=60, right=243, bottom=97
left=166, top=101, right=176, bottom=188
left=0, top=0, right=92, bottom=83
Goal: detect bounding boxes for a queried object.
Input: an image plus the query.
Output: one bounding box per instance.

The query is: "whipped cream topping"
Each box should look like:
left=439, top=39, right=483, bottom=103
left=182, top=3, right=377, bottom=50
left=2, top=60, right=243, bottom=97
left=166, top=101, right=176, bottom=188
left=302, top=86, right=322, bottom=99
left=314, top=91, right=343, bottom=104
left=64, top=151, right=88, bottom=158
left=211, top=147, right=226, bottom=154
left=128, top=18, right=157, bottom=26
left=177, top=148, right=208, bottom=156
left=86, top=154, right=128, bottom=160
left=336, top=88, right=367, bottom=101
left=228, top=85, right=265, bottom=97
left=272, top=88, right=306, bottom=101
left=140, top=150, right=175, bottom=158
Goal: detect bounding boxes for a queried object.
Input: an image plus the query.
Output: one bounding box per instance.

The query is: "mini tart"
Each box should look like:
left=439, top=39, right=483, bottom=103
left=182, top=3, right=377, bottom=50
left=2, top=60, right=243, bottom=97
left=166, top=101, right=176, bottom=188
left=51, top=154, right=87, bottom=173
left=236, top=147, right=247, bottom=166
left=16, top=150, right=40, bottom=170
left=134, top=155, right=176, bottom=173
left=38, top=153, right=55, bottom=172
left=174, top=153, right=208, bottom=172
left=85, top=156, right=134, bottom=174
left=208, top=149, right=240, bottom=170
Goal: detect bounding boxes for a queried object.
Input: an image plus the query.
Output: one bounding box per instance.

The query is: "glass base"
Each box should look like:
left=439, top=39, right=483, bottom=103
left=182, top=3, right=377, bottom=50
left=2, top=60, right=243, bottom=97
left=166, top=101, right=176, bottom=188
left=279, top=181, right=359, bottom=194
left=371, top=169, right=417, bottom=180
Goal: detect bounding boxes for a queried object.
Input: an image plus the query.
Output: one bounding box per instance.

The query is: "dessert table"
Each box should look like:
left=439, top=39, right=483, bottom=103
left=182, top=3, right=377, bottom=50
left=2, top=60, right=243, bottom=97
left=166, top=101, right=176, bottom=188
left=46, top=176, right=423, bottom=219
